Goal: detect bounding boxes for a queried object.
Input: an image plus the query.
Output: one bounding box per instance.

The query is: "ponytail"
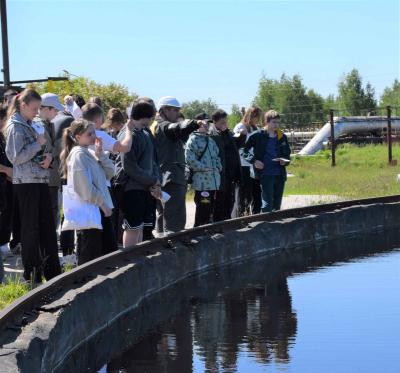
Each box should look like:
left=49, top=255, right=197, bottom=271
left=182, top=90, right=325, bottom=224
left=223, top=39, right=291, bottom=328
left=60, top=119, right=93, bottom=178
left=6, top=89, right=41, bottom=120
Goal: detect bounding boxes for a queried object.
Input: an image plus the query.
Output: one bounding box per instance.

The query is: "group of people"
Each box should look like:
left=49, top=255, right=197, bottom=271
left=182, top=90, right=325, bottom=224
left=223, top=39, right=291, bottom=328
left=0, top=88, right=291, bottom=284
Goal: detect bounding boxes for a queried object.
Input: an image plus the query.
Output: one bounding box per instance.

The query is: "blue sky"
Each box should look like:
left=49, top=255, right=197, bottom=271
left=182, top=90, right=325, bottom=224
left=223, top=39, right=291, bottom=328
left=3, top=0, right=399, bottom=110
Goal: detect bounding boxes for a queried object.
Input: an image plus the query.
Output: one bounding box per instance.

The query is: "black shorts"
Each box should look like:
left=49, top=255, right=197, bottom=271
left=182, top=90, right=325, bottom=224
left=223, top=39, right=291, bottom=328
left=121, top=190, right=155, bottom=230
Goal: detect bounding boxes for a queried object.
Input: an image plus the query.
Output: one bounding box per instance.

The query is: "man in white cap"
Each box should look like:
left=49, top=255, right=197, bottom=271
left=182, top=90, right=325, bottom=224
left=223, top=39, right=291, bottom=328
left=153, top=96, right=201, bottom=234
left=34, top=93, right=65, bottom=226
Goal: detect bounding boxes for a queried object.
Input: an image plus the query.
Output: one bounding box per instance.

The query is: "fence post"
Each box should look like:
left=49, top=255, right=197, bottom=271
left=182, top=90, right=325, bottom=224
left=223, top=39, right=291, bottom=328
left=387, top=106, right=393, bottom=164
left=330, top=109, right=336, bottom=167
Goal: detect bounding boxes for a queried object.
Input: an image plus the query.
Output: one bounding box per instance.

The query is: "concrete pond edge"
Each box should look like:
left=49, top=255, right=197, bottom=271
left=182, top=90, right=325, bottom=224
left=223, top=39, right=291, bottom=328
left=0, top=201, right=399, bottom=372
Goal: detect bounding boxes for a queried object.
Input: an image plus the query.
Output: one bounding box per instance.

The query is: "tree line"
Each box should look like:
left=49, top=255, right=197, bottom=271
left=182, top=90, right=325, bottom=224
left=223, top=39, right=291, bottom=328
left=30, top=69, right=400, bottom=129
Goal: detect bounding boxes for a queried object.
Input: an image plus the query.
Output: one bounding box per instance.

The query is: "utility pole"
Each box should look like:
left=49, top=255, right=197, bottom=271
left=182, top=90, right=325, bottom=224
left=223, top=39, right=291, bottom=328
left=387, top=106, right=393, bottom=164
left=0, top=0, right=10, bottom=88
left=330, top=109, right=336, bottom=167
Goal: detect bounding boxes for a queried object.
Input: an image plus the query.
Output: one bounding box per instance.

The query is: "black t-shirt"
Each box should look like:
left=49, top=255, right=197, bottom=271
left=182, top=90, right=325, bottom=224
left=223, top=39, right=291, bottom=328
left=221, top=130, right=240, bottom=180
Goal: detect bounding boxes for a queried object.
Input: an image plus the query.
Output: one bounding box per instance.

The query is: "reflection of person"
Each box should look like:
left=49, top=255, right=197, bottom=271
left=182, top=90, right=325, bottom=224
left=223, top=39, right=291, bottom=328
left=253, top=278, right=297, bottom=363
left=107, top=310, right=193, bottom=373
left=192, top=276, right=297, bottom=370
left=243, top=110, right=291, bottom=212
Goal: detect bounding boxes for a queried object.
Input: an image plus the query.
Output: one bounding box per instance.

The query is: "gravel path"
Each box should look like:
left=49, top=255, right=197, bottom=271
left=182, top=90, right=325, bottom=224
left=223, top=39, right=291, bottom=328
left=1, top=195, right=340, bottom=282
left=185, top=194, right=340, bottom=229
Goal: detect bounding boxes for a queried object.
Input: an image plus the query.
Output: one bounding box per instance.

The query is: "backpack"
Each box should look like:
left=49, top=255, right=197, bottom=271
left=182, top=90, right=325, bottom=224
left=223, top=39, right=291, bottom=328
left=185, top=136, right=209, bottom=184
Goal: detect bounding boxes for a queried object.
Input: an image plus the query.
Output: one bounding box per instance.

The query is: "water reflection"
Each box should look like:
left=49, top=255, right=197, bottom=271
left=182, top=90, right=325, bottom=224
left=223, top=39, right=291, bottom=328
left=106, top=275, right=297, bottom=373
left=102, top=230, right=400, bottom=373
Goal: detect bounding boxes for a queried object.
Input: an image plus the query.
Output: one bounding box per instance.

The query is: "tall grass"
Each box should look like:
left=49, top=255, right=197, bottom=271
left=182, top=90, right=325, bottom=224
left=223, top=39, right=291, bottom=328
left=285, top=144, right=400, bottom=198
left=0, top=278, right=31, bottom=310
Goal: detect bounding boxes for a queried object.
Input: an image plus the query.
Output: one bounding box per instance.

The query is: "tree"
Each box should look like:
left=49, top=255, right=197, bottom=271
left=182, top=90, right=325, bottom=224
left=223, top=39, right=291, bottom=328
left=181, top=98, right=219, bottom=119
left=307, top=89, right=325, bottom=126
left=380, top=79, right=400, bottom=109
left=254, top=73, right=314, bottom=128
left=28, top=75, right=138, bottom=114
left=228, top=104, right=242, bottom=129
left=336, top=69, right=376, bottom=116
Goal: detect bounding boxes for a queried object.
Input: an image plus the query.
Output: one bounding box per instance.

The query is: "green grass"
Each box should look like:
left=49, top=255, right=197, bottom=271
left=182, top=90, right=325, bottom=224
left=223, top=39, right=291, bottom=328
left=0, top=263, right=74, bottom=311
left=285, top=144, right=400, bottom=198
left=0, top=278, right=31, bottom=310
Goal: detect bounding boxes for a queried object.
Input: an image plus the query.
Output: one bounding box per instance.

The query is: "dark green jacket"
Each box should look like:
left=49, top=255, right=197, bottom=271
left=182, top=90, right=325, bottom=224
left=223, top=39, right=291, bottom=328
left=154, top=116, right=199, bottom=186
left=243, top=129, right=291, bottom=180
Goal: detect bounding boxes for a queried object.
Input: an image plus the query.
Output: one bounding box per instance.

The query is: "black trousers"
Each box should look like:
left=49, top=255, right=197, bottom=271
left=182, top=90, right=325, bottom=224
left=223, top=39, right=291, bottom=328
left=237, top=167, right=262, bottom=216
left=76, top=211, right=117, bottom=265
left=76, top=229, right=102, bottom=265
left=48, top=186, right=60, bottom=228
left=101, top=211, right=118, bottom=256
left=237, top=167, right=252, bottom=216
left=0, top=181, right=20, bottom=247
left=251, top=178, right=262, bottom=214
left=14, top=183, right=61, bottom=282
left=59, top=216, right=75, bottom=256
left=214, top=179, right=236, bottom=222
left=194, top=190, right=216, bottom=227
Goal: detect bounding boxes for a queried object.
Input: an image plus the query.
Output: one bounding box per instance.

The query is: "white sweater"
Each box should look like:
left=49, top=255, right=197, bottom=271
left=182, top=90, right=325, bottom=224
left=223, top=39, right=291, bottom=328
left=66, top=146, right=114, bottom=210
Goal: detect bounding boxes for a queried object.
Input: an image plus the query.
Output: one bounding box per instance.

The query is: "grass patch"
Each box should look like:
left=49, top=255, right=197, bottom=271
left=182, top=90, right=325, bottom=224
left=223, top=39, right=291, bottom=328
left=185, top=144, right=400, bottom=200
left=0, top=278, right=31, bottom=310
left=285, top=144, right=400, bottom=198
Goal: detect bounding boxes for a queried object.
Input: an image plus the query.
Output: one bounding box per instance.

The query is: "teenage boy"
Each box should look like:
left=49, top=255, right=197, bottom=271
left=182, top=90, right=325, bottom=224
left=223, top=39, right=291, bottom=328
left=209, top=109, right=243, bottom=222
left=117, top=102, right=161, bottom=246
left=81, top=103, right=134, bottom=154
left=242, top=110, right=291, bottom=212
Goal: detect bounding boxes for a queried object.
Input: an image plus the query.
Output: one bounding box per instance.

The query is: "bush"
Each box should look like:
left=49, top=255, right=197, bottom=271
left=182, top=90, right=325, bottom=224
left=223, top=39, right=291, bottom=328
left=28, top=76, right=138, bottom=114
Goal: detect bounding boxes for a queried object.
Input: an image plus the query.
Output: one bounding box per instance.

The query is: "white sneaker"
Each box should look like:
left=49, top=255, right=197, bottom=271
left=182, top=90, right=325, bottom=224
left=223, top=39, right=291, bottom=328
left=60, top=254, right=77, bottom=268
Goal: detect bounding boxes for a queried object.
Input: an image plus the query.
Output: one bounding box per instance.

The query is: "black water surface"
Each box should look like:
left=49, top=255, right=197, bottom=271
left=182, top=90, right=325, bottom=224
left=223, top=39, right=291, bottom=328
left=98, top=231, right=400, bottom=373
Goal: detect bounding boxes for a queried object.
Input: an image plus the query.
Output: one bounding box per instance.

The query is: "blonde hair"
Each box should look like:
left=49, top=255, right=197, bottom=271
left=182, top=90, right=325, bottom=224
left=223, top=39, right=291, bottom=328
left=102, top=108, right=125, bottom=131
left=60, top=119, right=93, bottom=178
left=242, top=106, right=262, bottom=127
left=264, top=110, right=280, bottom=125
left=7, top=89, right=41, bottom=119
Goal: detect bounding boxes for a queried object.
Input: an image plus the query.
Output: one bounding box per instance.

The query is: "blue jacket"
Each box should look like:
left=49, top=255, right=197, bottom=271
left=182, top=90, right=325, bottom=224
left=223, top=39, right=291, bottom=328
left=243, top=129, right=291, bottom=180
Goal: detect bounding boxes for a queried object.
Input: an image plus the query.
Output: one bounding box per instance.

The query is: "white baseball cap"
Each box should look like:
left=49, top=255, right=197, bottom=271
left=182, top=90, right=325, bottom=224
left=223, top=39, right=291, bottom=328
left=157, top=96, right=181, bottom=109
left=41, top=93, right=64, bottom=112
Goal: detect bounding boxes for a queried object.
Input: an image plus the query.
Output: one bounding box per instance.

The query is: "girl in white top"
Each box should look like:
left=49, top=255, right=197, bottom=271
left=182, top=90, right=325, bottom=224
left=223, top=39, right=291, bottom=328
left=60, top=119, right=114, bottom=264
